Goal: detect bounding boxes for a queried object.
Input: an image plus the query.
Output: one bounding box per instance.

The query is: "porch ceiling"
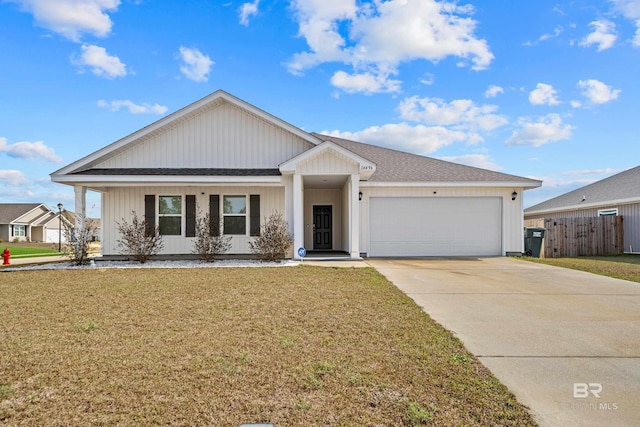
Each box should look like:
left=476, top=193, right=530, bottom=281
left=303, top=175, right=348, bottom=189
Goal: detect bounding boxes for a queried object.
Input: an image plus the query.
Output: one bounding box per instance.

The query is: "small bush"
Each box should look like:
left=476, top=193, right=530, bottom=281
left=116, top=211, right=164, bottom=263
left=192, top=212, right=231, bottom=262
left=62, top=214, right=98, bottom=266
left=248, top=212, right=292, bottom=262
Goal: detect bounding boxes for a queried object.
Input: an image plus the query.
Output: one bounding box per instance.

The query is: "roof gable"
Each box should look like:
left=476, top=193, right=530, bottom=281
left=52, top=90, right=323, bottom=177
left=279, top=141, right=376, bottom=179
left=525, top=166, right=640, bottom=214
left=0, top=203, right=45, bottom=224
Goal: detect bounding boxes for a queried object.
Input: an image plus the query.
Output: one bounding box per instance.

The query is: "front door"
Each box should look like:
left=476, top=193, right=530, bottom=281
left=313, top=205, right=332, bottom=250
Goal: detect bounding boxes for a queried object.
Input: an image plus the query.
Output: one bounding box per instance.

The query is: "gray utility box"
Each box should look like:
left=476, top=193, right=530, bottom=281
left=524, top=227, right=546, bottom=258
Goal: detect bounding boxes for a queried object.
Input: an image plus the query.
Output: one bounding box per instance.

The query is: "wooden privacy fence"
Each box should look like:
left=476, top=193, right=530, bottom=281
left=536, top=216, right=624, bottom=258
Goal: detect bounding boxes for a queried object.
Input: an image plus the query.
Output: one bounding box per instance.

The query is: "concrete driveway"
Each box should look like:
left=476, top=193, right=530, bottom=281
left=367, top=257, right=640, bottom=427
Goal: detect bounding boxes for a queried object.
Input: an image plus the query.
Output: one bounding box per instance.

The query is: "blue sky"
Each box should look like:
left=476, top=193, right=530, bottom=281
left=1, top=0, right=639, bottom=218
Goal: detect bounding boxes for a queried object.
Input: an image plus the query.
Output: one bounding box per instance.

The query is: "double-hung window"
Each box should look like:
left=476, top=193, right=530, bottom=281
left=13, top=225, right=26, bottom=237
left=158, top=196, right=182, bottom=235
left=223, top=195, right=247, bottom=235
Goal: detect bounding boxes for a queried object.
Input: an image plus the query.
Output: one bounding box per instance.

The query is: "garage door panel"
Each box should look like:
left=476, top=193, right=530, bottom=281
left=370, top=197, right=502, bottom=257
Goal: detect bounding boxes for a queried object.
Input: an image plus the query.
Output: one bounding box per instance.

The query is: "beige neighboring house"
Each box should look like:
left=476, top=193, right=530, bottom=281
left=525, top=166, right=640, bottom=253
left=51, top=90, right=541, bottom=259
left=0, top=203, right=67, bottom=243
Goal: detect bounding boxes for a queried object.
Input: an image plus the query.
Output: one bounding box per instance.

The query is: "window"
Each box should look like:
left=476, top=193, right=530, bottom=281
left=223, top=195, right=247, bottom=235
left=159, top=196, right=182, bottom=235
left=598, top=208, right=618, bottom=217
left=13, top=225, right=26, bottom=237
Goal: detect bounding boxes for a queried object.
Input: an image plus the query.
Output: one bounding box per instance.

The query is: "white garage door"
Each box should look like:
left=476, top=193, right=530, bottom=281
left=369, top=197, right=502, bottom=257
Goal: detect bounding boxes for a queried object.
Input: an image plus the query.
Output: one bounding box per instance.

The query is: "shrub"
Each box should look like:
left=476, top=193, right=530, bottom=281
left=116, top=211, right=164, bottom=263
left=62, top=215, right=98, bottom=265
left=249, top=212, right=292, bottom=262
left=192, top=212, right=231, bottom=262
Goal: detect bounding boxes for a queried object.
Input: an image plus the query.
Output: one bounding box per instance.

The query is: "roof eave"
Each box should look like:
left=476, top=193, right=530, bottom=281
left=52, top=175, right=282, bottom=186
left=361, top=181, right=542, bottom=188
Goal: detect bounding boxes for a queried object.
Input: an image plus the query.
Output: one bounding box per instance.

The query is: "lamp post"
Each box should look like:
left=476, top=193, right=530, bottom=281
left=57, top=203, right=63, bottom=253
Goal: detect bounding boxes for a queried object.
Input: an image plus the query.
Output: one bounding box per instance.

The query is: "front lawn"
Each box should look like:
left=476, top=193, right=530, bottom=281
left=524, top=255, right=640, bottom=283
left=0, top=266, right=535, bottom=426
left=1, top=243, right=60, bottom=257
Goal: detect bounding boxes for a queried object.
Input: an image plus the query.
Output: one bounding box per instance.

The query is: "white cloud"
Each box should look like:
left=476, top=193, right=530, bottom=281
left=485, top=85, right=504, bottom=98
left=239, top=0, right=259, bottom=26
left=323, top=123, right=467, bottom=155
left=7, top=0, right=120, bottom=41
left=97, top=100, right=168, bottom=114
left=0, top=137, right=62, bottom=163
left=580, top=20, right=617, bottom=51
left=0, top=169, right=29, bottom=186
left=73, top=44, right=127, bottom=78
left=529, top=83, right=560, bottom=106
left=561, top=167, right=621, bottom=176
left=398, top=96, right=508, bottom=132
left=610, top=0, right=640, bottom=46
left=178, top=46, right=214, bottom=82
left=330, top=70, right=401, bottom=94
left=438, top=154, right=502, bottom=171
left=577, top=79, right=621, bottom=104
left=287, top=0, right=493, bottom=93
left=506, top=114, right=574, bottom=147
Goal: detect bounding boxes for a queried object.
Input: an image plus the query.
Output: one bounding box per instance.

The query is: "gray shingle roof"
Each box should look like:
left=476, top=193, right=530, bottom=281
left=0, top=203, right=41, bottom=224
left=313, top=133, right=541, bottom=185
left=525, top=166, right=640, bottom=213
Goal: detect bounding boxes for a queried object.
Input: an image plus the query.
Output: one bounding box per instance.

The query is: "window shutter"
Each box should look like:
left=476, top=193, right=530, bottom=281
left=144, top=195, right=155, bottom=237
left=186, top=195, right=196, bottom=237
left=250, top=195, right=260, bottom=237
left=209, top=195, right=220, bottom=236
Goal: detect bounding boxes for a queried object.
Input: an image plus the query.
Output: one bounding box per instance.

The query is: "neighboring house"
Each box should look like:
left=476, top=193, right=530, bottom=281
left=0, top=203, right=67, bottom=243
left=525, top=166, right=640, bottom=253
left=51, top=90, right=541, bottom=259
left=61, top=210, right=102, bottom=242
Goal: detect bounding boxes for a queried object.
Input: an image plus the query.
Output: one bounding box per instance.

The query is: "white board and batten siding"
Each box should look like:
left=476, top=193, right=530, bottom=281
left=360, top=187, right=525, bottom=257
left=102, top=186, right=284, bottom=256
left=96, top=102, right=311, bottom=169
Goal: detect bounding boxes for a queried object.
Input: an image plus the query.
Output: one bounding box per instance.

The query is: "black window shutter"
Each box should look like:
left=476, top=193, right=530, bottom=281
left=186, top=195, right=196, bottom=237
left=209, top=195, right=220, bottom=236
left=144, top=195, right=155, bottom=237
left=250, top=195, right=260, bottom=237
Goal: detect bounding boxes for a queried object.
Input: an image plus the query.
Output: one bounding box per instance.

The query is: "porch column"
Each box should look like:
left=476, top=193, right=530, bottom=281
left=350, top=173, right=360, bottom=259
left=293, top=173, right=304, bottom=260
left=74, top=185, right=87, bottom=230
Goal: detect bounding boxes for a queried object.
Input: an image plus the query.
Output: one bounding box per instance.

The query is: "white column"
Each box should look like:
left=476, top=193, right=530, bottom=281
left=74, top=185, right=87, bottom=230
left=293, top=173, right=304, bottom=260
left=350, top=173, right=360, bottom=259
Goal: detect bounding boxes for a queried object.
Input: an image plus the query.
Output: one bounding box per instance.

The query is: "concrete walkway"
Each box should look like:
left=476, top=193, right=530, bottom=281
left=367, top=257, right=640, bottom=427
left=0, top=255, right=69, bottom=269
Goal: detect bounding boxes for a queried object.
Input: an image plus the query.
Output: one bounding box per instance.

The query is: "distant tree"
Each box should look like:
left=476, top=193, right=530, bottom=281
left=116, top=211, right=164, bottom=263
left=249, top=212, right=293, bottom=262
left=192, top=211, right=231, bottom=262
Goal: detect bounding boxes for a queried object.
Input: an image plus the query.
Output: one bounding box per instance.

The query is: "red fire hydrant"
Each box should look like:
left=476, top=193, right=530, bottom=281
left=2, top=248, right=10, bottom=265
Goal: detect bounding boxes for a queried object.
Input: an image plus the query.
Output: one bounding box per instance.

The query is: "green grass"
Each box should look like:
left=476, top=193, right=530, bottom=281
left=0, top=266, right=536, bottom=426
left=523, top=255, right=640, bottom=283
left=1, top=243, right=60, bottom=259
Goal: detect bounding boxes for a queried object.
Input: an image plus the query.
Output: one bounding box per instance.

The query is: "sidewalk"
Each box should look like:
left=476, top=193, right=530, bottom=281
left=1, top=255, right=69, bottom=269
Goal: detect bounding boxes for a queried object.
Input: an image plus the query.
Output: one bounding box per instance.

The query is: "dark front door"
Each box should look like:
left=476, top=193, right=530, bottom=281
left=313, top=205, right=332, bottom=250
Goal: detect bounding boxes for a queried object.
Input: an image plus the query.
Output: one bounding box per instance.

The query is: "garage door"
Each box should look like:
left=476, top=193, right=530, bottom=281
left=369, top=197, right=502, bottom=257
